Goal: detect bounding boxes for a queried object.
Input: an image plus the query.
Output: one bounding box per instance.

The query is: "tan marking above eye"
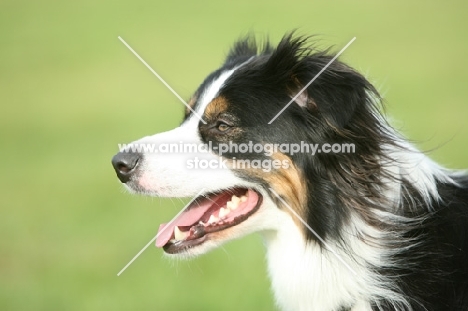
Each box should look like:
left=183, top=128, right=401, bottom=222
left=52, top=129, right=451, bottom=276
left=204, top=96, right=229, bottom=120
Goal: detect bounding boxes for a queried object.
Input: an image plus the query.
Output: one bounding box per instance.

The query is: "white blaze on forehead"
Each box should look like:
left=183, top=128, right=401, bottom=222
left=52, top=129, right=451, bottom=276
left=187, top=56, right=255, bottom=126
left=186, top=68, right=237, bottom=126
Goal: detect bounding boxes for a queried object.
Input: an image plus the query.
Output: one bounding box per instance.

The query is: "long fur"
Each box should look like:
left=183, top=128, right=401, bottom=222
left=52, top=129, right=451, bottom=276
left=114, top=33, right=468, bottom=311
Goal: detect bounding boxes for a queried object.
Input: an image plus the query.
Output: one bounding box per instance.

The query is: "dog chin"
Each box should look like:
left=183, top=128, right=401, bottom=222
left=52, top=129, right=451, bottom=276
left=162, top=237, right=227, bottom=259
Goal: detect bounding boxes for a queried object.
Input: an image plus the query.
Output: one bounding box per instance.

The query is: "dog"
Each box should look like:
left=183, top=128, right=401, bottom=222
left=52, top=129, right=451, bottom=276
left=112, top=33, right=468, bottom=311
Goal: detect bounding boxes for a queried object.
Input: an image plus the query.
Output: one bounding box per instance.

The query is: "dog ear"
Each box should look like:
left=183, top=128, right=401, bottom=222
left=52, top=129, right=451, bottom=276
left=299, top=55, right=377, bottom=129
left=265, top=34, right=377, bottom=128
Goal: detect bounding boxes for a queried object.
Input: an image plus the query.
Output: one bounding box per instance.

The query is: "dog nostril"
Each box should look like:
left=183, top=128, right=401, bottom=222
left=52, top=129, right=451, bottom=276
left=119, top=165, right=128, bottom=172
left=111, top=152, right=141, bottom=183
left=117, top=161, right=134, bottom=173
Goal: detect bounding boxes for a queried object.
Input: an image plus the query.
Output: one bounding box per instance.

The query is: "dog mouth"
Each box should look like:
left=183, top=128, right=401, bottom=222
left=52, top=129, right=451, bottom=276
left=156, top=188, right=262, bottom=254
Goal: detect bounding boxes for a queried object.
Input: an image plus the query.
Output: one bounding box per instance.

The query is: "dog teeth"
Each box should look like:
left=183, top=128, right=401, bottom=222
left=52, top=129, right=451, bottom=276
left=231, top=195, right=241, bottom=205
left=226, top=195, right=242, bottom=211
left=219, top=207, right=228, bottom=218
left=174, top=226, right=188, bottom=241
left=226, top=201, right=235, bottom=210
left=208, top=215, right=219, bottom=224
left=204, top=193, right=252, bottom=226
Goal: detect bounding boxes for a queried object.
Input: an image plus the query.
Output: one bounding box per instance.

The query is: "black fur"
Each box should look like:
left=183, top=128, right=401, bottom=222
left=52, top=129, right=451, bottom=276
left=188, top=33, right=468, bottom=310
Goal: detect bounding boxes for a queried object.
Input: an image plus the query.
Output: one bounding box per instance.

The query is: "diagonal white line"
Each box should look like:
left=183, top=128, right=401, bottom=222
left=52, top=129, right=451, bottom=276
left=118, top=36, right=207, bottom=124
left=268, top=37, right=356, bottom=124
left=269, top=188, right=358, bottom=276
left=117, top=188, right=206, bottom=276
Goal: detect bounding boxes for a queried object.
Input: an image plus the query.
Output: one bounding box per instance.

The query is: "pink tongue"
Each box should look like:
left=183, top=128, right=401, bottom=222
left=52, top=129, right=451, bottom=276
left=155, top=192, right=228, bottom=247
left=155, top=199, right=211, bottom=248
left=155, top=190, right=257, bottom=248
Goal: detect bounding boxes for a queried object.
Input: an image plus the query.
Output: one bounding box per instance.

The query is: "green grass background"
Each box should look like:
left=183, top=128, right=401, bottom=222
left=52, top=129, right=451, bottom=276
left=1, top=1, right=467, bottom=310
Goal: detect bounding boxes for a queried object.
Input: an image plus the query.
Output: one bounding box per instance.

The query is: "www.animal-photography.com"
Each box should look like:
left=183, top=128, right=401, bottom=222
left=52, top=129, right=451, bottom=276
left=2, top=1, right=468, bottom=310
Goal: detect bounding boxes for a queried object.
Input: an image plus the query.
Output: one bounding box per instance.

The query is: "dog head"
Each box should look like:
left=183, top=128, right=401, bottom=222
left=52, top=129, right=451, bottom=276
left=112, top=33, right=381, bottom=257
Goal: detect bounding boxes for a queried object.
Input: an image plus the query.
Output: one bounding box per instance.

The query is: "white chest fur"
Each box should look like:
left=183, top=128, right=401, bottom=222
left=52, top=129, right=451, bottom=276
left=262, top=215, right=375, bottom=311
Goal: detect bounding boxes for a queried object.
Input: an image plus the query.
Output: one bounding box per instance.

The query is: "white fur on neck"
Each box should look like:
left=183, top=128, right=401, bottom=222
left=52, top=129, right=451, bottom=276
left=261, top=208, right=410, bottom=311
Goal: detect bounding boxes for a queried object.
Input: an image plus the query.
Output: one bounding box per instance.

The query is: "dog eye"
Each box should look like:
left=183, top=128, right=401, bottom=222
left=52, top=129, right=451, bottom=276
left=217, top=121, right=230, bottom=132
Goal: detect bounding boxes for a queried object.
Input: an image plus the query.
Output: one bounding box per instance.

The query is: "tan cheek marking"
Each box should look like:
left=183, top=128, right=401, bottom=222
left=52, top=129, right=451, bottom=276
left=203, top=96, right=228, bottom=121
left=221, top=152, right=307, bottom=234
left=266, top=153, right=307, bottom=226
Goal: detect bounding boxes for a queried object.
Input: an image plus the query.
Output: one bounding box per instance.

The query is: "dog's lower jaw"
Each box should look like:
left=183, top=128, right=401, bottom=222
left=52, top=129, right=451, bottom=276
left=162, top=238, right=224, bottom=259
left=262, top=212, right=379, bottom=311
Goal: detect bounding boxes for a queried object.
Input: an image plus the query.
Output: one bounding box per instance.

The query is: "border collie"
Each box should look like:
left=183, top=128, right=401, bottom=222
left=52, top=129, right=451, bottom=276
left=112, top=33, right=468, bottom=311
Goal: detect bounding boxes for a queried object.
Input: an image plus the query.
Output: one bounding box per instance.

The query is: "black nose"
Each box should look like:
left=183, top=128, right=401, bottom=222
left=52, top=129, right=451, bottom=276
left=111, top=152, right=141, bottom=183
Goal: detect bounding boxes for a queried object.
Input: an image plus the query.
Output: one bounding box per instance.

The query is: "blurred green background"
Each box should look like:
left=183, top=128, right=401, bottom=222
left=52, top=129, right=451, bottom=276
left=1, top=1, right=467, bottom=310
